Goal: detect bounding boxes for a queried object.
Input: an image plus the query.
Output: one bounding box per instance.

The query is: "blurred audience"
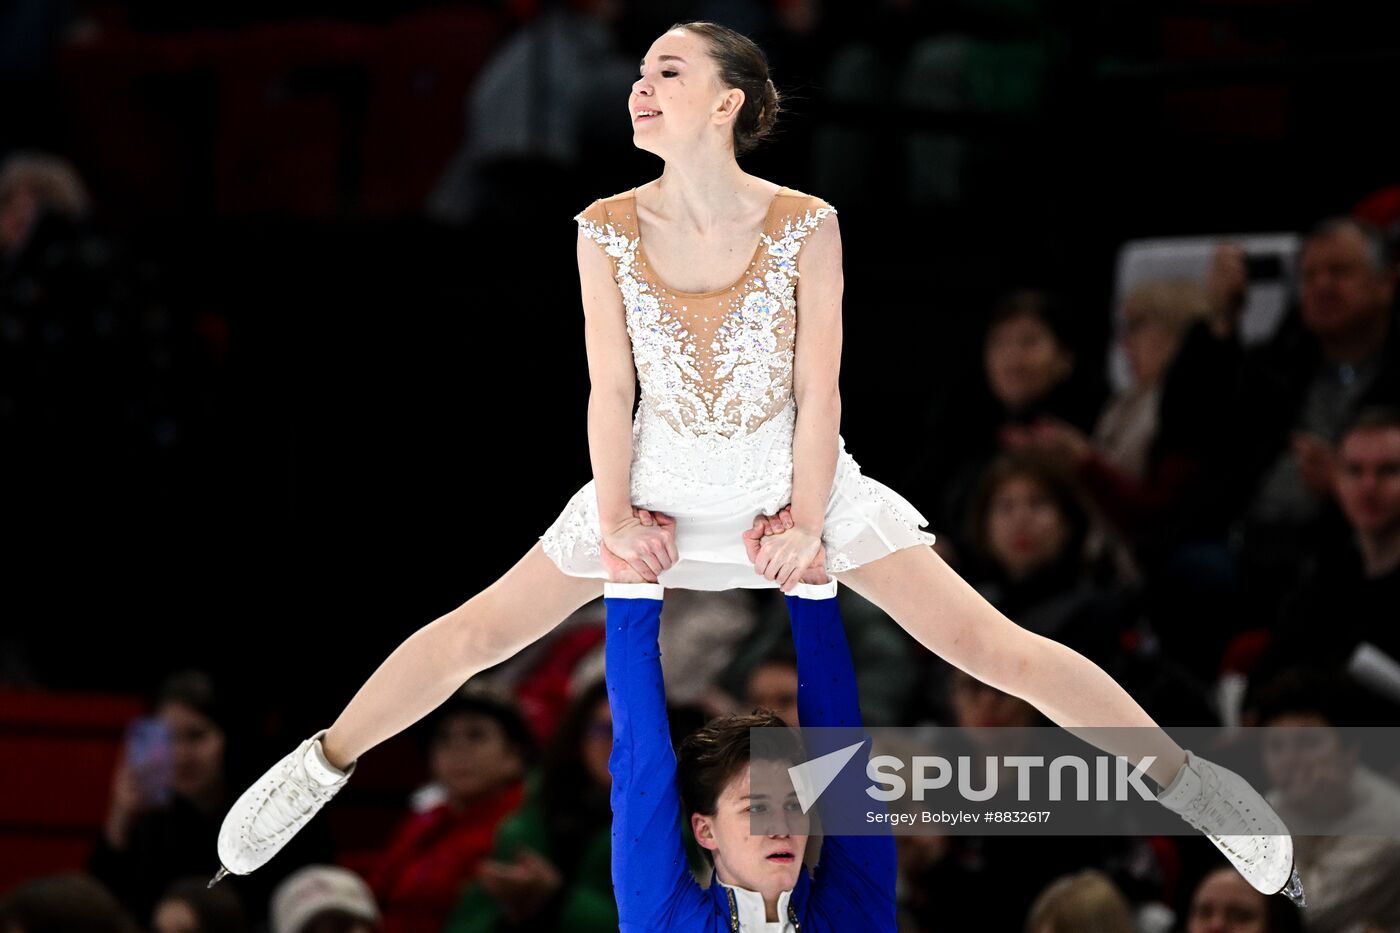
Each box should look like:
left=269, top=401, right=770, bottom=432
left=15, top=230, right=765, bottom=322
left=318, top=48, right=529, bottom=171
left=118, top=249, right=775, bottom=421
left=1252, top=670, right=1400, bottom=932
left=1251, top=408, right=1400, bottom=694
left=1025, top=868, right=1135, bottom=933
left=446, top=679, right=616, bottom=933
left=1186, top=863, right=1305, bottom=933
left=150, top=877, right=247, bottom=933
left=1221, top=218, right=1398, bottom=608
left=907, top=289, right=1107, bottom=559
left=88, top=670, right=327, bottom=923
left=962, top=454, right=1128, bottom=665
left=0, top=873, right=138, bottom=933
left=370, top=688, right=532, bottom=933
left=270, top=866, right=380, bottom=933
left=1013, top=278, right=1238, bottom=573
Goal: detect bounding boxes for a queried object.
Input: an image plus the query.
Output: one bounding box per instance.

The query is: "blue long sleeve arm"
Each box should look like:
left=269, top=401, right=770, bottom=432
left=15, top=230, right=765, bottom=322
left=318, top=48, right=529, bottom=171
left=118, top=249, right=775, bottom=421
left=785, top=586, right=898, bottom=931
left=604, top=586, right=710, bottom=933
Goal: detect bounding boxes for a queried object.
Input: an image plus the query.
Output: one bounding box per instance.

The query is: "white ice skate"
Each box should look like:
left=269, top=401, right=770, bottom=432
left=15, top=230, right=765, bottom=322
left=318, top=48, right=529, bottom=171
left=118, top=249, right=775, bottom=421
left=208, top=730, right=354, bottom=885
left=1158, top=750, right=1305, bottom=905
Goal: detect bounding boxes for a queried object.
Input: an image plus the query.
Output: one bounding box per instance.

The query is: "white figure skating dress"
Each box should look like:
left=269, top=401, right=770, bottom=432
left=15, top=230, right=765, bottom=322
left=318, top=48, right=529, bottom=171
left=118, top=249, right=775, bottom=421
left=540, top=187, right=935, bottom=589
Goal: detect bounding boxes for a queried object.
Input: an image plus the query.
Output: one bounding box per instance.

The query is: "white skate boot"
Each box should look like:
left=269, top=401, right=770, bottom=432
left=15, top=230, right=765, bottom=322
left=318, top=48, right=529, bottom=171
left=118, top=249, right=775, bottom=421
left=208, top=730, right=354, bottom=885
left=1158, top=750, right=1305, bottom=905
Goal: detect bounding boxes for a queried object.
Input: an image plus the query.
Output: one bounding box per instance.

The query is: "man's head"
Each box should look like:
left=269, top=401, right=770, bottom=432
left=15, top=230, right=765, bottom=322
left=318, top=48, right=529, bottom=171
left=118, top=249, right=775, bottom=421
left=1335, top=407, right=1400, bottom=539
left=1298, top=217, right=1395, bottom=349
left=677, top=711, right=809, bottom=898
left=1251, top=670, right=1363, bottom=816
left=425, top=690, right=534, bottom=805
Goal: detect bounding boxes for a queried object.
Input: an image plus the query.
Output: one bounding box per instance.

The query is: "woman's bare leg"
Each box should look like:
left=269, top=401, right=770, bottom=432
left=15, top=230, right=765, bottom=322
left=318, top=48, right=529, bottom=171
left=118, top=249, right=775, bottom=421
left=321, top=543, right=603, bottom=768
left=834, top=545, right=1187, bottom=787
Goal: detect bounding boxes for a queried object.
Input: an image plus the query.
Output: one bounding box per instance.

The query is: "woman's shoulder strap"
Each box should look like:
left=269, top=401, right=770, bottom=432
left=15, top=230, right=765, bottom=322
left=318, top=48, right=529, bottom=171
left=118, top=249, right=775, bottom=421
left=574, top=190, right=638, bottom=246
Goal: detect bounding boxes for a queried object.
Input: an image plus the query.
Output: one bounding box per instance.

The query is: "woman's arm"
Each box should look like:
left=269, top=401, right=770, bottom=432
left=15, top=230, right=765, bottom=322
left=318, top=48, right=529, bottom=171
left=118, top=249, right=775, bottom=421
left=577, top=227, right=677, bottom=582
left=603, top=585, right=710, bottom=929
left=754, top=213, right=844, bottom=592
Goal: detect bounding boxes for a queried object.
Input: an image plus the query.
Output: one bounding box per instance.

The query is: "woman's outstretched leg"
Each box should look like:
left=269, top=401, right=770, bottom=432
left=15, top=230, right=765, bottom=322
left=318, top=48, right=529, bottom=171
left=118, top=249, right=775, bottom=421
left=834, top=545, right=1185, bottom=782
left=322, top=543, right=603, bottom=767
left=214, top=543, right=602, bottom=880
left=834, top=544, right=1299, bottom=900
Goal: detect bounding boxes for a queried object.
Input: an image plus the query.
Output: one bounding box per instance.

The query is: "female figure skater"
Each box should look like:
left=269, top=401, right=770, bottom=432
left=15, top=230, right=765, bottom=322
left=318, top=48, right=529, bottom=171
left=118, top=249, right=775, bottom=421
left=604, top=561, right=895, bottom=930
left=213, top=21, right=1299, bottom=903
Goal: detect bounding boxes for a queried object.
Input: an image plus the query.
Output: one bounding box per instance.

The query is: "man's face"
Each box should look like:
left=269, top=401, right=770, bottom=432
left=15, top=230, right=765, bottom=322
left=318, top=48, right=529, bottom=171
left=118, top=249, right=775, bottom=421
left=1299, top=227, right=1394, bottom=342
left=1336, top=426, right=1400, bottom=536
left=692, top=760, right=809, bottom=897
left=1187, top=867, right=1267, bottom=933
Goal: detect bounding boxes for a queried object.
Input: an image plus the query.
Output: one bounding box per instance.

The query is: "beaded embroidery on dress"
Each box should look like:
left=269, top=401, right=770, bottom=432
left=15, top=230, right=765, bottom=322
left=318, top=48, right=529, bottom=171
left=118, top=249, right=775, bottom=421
left=540, top=187, right=936, bottom=590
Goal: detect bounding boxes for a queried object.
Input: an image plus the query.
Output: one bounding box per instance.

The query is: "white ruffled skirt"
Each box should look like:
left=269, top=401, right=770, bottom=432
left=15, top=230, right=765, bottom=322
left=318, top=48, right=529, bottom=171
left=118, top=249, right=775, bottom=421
left=539, top=403, right=935, bottom=590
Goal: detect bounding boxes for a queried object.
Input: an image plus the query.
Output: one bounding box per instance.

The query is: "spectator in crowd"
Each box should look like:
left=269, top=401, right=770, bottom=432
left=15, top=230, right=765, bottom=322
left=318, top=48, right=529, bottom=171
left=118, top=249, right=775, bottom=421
left=89, top=670, right=327, bottom=923
left=744, top=644, right=800, bottom=728
left=1220, top=218, right=1398, bottom=605
left=1185, top=863, right=1305, bottom=933
left=1251, top=407, right=1400, bottom=692
left=0, top=151, right=90, bottom=259
left=446, top=679, right=617, bottom=933
left=1250, top=669, right=1400, bottom=932
left=271, top=866, right=381, bottom=933
left=1024, top=868, right=1135, bottom=933
left=0, top=873, right=138, bottom=933
left=150, top=877, right=248, bottom=933
left=370, top=689, right=532, bottom=933
left=961, top=454, right=1128, bottom=665
left=1013, top=278, right=1239, bottom=573
left=906, top=289, right=1106, bottom=560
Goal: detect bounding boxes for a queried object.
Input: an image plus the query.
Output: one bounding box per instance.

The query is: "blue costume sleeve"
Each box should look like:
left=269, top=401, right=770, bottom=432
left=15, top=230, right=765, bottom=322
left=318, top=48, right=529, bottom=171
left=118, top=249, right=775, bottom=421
left=785, top=582, right=898, bottom=932
left=604, top=584, right=711, bottom=933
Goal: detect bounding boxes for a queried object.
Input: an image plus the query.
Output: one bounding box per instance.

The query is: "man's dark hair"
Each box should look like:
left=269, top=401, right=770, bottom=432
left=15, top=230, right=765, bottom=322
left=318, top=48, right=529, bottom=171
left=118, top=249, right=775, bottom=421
left=1248, top=668, right=1367, bottom=727
left=1342, top=405, right=1400, bottom=442
left=425, top=689, right=536, bottom=766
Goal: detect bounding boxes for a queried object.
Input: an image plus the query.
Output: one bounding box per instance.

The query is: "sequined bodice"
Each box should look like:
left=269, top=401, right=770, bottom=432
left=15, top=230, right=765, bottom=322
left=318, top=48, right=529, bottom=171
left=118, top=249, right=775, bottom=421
left=576, top=188, right=836, bottom=441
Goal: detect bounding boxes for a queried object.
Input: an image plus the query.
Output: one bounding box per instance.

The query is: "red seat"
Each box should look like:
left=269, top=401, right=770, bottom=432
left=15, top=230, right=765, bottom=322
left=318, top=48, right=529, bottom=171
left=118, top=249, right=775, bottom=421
left=360, top=7, right=507, bottom=215
left=0, top=689, right=145, bottom=891
left=208, top=21, right=371, bottom=216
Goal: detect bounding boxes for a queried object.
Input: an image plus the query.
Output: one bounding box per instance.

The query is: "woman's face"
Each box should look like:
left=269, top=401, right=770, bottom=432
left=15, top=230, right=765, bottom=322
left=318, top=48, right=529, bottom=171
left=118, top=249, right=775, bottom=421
left=984, top=313, right=1073, bottom=412
left=1120, top=300, right=1182, bottom=387
left=692, top=760, right=809, bottom=900
left=1187, top=868, right=1268, bottom=933
left=156, top=702, right=224, bottom=802
left=984, top=475, right=1070, bottom=580
left=631, top=30, right=739, bottom=158
left=581, top=697, right=613, bottom=789
left=431, top=713, right=524, bottom=803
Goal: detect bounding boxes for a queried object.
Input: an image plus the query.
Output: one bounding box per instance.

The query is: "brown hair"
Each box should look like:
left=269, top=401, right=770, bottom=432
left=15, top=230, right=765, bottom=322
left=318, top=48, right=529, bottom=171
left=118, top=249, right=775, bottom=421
left=1026, top=869, right=1134, bottom=933
left=671, top=21, right=780, bottom=156
left=965, top=453, right=1091, bottom=568
left=677, top=709, right=802, bottom=863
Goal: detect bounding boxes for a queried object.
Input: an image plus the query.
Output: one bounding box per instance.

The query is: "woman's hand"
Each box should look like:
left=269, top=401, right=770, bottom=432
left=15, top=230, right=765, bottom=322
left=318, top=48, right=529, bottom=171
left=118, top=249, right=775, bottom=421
left=600, top=509, right=678, bottom=583
left=743, top=508, right=827, bottom=592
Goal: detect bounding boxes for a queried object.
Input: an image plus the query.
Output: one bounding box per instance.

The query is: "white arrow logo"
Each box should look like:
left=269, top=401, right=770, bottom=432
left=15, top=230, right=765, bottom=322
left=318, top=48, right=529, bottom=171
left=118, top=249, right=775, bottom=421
left=787, top=741, right=865, bottom=814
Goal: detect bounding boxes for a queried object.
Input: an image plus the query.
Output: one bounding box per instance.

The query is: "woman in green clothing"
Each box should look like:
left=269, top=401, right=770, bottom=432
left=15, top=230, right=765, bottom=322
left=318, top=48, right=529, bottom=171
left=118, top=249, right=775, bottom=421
left=446, top=681, right=616, bottom=933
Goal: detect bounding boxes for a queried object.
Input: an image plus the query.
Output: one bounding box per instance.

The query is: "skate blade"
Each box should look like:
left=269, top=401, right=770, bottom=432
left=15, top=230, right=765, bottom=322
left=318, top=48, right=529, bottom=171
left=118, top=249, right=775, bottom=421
left=207, top=866, right=231, bottom=888
left=1281, top=864, right=1306, bottom=908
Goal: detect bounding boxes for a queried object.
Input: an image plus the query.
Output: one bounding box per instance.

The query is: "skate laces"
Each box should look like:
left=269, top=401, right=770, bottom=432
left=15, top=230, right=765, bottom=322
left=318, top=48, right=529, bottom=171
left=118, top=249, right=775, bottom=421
left=250, top=758, right=329, bottom=846
left=1184, top=761, right=1264, bottom=854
